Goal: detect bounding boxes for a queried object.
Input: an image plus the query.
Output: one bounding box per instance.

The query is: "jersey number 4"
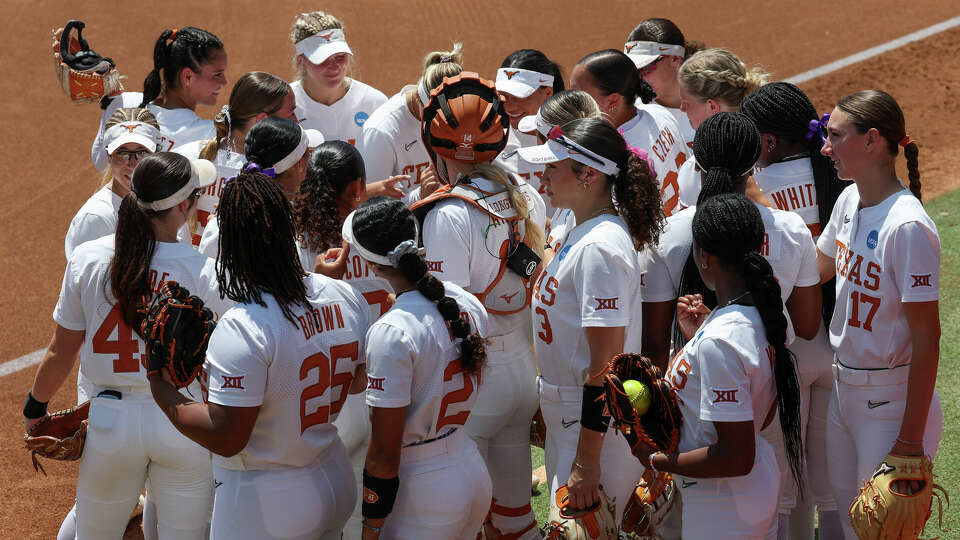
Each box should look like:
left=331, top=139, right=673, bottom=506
left=299, top=341, right=359, bottom=434
left=93, top=305, right=142, bottom=373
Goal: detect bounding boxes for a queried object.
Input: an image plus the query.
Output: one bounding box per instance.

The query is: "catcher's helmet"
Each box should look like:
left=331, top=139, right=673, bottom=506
left=421, top=72, right=508, bottom=165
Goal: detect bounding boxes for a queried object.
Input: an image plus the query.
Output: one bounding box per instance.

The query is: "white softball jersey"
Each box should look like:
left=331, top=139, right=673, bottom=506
left=53, top=236, right=231, bottom=389
left=638, top=203, right=818, bottom=305
left=817, top=185, right=940, bottom=370
left=676, top=157, right=700, bottom=210
left=175, top=141, right=244, bottom=246
left=421, top=175, right=546, bottom=338
left=755, top=157, right=822, bottom=239
left=205, top=273, right=370, bottom=470
left=494, top=127, right=550, bottom=215
left=621, top=103, right=689, bottom=217
left=532, top=215, right=643, bottom=387
left=355, top=86, right=432, bottom=199
left=64, top=186, right=123, bottom=260
left=364, top=283, right=490, bottom=446
left=665, top=105, right=696, bottom=153
left=546, top=207, right=575, bottom=252
left=292, top=79, right=387, bottom=146
left=92, top=92, right=216, bottom=171
left=297, top=236, right=396, bottom=320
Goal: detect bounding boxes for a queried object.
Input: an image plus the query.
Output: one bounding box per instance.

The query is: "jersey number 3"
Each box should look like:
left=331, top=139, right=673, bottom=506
left=299, top=341, right=359, bottom=434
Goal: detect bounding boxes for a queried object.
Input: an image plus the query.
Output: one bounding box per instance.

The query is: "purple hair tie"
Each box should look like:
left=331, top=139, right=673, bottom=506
left=806, top=113, right=830, bottom=145
left=244, top=162, right=276, bottom=178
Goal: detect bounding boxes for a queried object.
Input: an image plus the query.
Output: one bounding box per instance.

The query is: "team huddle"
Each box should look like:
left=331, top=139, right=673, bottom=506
left=24, top=11, right=945, bottom=540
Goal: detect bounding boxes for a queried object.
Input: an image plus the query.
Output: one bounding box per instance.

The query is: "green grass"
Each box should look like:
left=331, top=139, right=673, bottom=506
left=527, top=188, right=960, bottom=536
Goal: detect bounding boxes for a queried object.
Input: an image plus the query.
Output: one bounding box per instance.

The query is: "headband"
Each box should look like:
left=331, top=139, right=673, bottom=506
left=272, top=127, right=325, bottom=174
left=517, top=126, right=621, bottom=175
left=623, top=41, right=685, bottom=58
left=495, top=67, right=555, bottom=99
left=417, top=78, right=430, bottom=107
left=135, top=159, right=216, bottom=211
left=341, top=210, right=422, bottom=268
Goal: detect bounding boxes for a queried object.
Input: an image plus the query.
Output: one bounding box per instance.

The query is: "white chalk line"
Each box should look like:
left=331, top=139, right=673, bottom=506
left=2, top=15, right=960, bottom=380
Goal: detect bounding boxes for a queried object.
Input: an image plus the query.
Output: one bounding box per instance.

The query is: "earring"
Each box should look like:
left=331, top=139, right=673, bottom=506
left=578, top=174, right=590, bottom=190
left=700, top=262, right=708, bottom=269
left=768, top=143, right=775, bottom=152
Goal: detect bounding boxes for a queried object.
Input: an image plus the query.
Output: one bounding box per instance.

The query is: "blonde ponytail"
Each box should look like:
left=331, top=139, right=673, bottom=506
left=469, top=163, right=545, bottom=259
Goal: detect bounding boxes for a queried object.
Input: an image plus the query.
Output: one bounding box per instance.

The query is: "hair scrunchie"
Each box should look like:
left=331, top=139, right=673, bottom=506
left=243, top=163, right=276, bottom=178
left=623, top=140, right=657, bottom=174
left=387, top=239, right=419, bottom=268
left=166, top=28, right=179, bottom=44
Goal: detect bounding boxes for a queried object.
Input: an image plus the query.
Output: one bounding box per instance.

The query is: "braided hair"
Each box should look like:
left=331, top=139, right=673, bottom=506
left=741, top=82, right=848, bottom=326
left=293, top=141, right=366, bottom=253
left=216, top=172, right=309, bottom=327
left=141, top=27, right=224, bottom=108
left=692, top=193, right=804, bottom=491
left=351, top=197, right=486, bottom=375
left=836, top=90, right=921, bottom=200
left=577, top=50, right=657, bottom=105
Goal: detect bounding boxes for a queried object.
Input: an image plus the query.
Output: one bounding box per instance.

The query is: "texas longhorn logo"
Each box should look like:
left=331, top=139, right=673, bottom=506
left=318, top=31, right=335, bottom=41
left=625, top=44, right=637, bottom=53
left=503, top=70, right=520, bottom=79
left=122, top=124, right=139, bottom=133
left=500, top=291, right=520, bottom=304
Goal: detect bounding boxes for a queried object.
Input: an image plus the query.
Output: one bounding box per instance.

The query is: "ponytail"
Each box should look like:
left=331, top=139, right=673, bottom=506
left=578, top=50, right=656, bottom=106
left=904, top=141, right=921, bottom=201
left=111, top=193, right=162, bottom=337
left=468, top=163, right=545, bottom=259
left=140, top=29, right=174, bottom=107
left=200, top=106, right=230, bottom=161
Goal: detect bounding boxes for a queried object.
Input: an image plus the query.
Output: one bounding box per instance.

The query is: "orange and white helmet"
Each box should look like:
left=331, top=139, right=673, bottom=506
left=543, top=484, right=619, bottom=539
left=421, top=71, right=508, bottom=166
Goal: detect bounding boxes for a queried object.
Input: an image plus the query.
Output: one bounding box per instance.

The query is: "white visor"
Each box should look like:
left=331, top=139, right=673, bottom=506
left=517, top=110, right=552, bottom=137
left=517, top=134, right=620, bottom=176
left=623, top=41, right=685, bottom=69
left=495, top=68, right=554, bottom=99
left=104, top=121, right=161, bottom=155
left=342, top=210, right=422, bottom=267
left=137, top=159, right=216, bottom=211
left=273, top=128, right=325, bottom=174
left=295, top=29, right=353, bottom=65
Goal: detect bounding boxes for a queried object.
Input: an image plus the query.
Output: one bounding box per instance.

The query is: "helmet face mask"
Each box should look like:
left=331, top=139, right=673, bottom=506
left=421, top=72, right=509, bottom=172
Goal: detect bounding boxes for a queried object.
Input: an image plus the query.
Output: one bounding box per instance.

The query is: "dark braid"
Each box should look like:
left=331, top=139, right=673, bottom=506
left=141, top=27, right=224, bottom=107
left=351, top=197, right=486, bottom=374
left=674, top=112, right=760, bottom=350
left=216, top=172, right=309, bottom=327
left=741, top=82, right=848, bottom=327
left=293, top=141, right=366, bottom=253
left=692, top=193, right=804, bottom=492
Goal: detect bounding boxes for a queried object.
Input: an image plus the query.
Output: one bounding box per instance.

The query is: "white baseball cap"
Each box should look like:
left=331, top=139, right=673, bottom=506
left=136, top=159, right=217, bottom=211
left=517, top=110, right=553, bottom=138
left=104, top=121, right=160, bottom=154
left=495, top=68, right=554, bottom=99
left=517, top=130, right=621, bottom=176
left=623, top=41, right=685, bottom=69
left=295, top=29, right=353, bottom=65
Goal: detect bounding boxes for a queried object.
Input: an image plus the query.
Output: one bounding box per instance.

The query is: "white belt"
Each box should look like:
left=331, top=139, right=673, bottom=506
left=484, top=328, right=531, bottom=364
left=400, top=428, right=469, bottom=465
left=832, top=360, right=910, bottom=386
left=537, top=376, right=582, bottom=403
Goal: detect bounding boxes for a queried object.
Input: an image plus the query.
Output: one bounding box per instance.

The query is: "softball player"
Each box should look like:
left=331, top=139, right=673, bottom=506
left=415, top=72, right=546, bottom=539
left=176, top=71, right=296, bottom=245
left=624, top=18, right=704, bottom=150
left=570, top=49, right=686, bottom=216
left=518, top=117, right=664, bottom=525
left=493, top=49, right=564, bottom=216
left=642, top=192, right=803, bottom=539
left=675, top=48, right=768, bottom=209
left=92, top=27, right=226, bottom=171
left=741, top=82, right=847, bottom=539
left=289, top=11, right=387, bottom=146
left=25, top=153, right=225, bottom=540
left=344, top=197, right=492, bottom=540
left=356, top=44, right=463, bottom=203
left=816, top=90, right=942, bottom=540
left=197, top=117, right=322, bottom=259
left=148, top=170, right=370, bottom=540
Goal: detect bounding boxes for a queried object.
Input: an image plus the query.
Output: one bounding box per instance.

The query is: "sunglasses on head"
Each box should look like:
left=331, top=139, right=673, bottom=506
left=547, top=126, right=606, bottom=168
left=112, top=149, right=150, bottom=163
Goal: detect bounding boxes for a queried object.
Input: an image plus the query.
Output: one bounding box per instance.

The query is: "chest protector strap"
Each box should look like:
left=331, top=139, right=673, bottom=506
left=411, top=176, right=539, bottom=315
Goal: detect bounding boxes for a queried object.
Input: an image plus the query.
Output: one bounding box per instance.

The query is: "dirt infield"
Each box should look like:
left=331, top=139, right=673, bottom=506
left=2, top=1, right=958, bottom=537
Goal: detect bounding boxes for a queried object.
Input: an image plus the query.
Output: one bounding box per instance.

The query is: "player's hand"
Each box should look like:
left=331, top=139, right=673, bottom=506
left=566, top=459, right=601, bottom=510
left=419, top=166, right=441, bottom=199
left=677, top=294, right=711, bottom=340
left=24, top=415, right=45, bottom=433
left=361, top=518, right=384, bottom=540
left=314, top=243, right=350, bottom=278
left=889, top=440, right=925, bottom=495
left=367, top=176, right=407, bottom=200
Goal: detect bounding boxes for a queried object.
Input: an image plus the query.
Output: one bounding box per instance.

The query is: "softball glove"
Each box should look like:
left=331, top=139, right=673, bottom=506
left=603, top=353, right=682, bottom=456
left=52, top=20, right=124, bottom=104
left=621, top=469, right=679, bottom=536
left=543, top=484, right=618, bottom=539
left=23, top=400, right=90, bottom=475
left=140, top=281, right=216, bottom=388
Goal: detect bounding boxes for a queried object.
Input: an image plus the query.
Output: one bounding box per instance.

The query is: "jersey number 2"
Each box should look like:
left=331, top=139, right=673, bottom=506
left=93, top=305, right=141, bottom=373
left=436, top=358, right=475, bottom=430
left=299, top=341, right=358, bottom=434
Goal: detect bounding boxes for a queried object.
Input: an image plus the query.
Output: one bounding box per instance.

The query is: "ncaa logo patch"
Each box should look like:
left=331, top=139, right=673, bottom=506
left=354, top=111, right=369, bottom=127
left=557, top=245, right=571, bottom=261
left=866, top=230, right=879, bottom=249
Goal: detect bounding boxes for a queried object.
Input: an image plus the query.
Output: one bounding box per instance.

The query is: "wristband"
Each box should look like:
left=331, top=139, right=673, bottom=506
left=362, top=469, right=400, bottom=519
left=580, top=384, right=610, bottom=433
left=896, top=437, right=923, bottom=447
left=23, top=391, right=48, bottom=420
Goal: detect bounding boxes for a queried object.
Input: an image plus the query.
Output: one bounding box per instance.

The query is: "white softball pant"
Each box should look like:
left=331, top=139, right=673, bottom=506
left=381, top=429, right=492, bottom=540
left=210, top=440, right=355, bottom=540
left=677, top=435, right=779, bottom=539
left=76, top=388, right=213, bottom=540
left=464, top=329, right=540, bottom=537
left=826, top=361, right=942, bottom=540
left=538, top=376, right=646, bottom=525
left=332, top=391, right=371, bottom=539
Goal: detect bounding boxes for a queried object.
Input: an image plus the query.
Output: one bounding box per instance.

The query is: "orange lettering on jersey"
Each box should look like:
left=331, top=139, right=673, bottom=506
left=712, top=389, right=738, bottom=403
left=864, top=262, right=881, bottom=291
left=299, top=304, right=346, bottom=340
left=848, top=255, right=864, bottom=286
left=761, top=233, right=770, bottom=257
left=221, top=375, right=245, bottom=390
left=594, top=297, right=619, bottom=310
left=911, top=273, right=932, bottom=288
left=367, top=376, right=385, bottom=391
left=536, top=276, right=559, bottom=305
left=148, top=270, right=171, bottom=293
